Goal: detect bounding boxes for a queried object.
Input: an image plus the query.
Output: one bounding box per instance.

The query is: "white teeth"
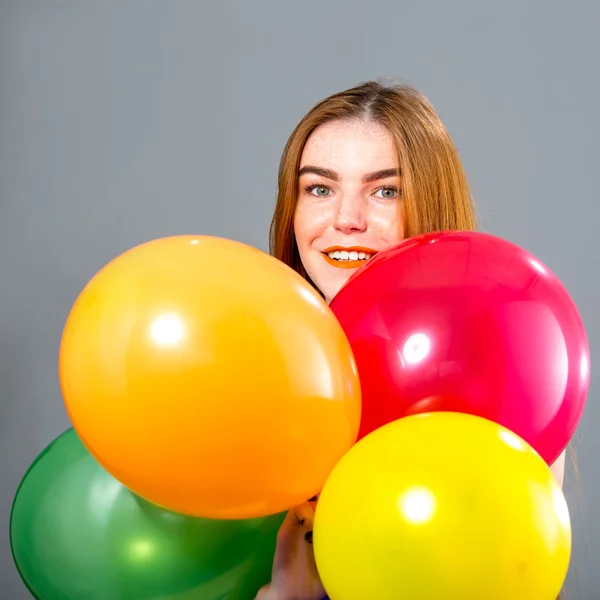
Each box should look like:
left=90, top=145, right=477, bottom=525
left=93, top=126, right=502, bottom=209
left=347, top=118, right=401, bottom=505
left=327, top=250, right=373, bottom=262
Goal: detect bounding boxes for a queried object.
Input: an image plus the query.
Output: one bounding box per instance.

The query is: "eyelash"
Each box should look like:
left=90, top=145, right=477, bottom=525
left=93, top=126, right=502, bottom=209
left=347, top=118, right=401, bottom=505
left=302, top=183, right=400, bottom=199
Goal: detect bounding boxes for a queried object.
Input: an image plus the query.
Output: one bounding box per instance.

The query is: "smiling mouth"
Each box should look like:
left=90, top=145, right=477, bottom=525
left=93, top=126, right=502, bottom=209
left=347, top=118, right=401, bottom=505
left=322, top=246, right=377, bottom=269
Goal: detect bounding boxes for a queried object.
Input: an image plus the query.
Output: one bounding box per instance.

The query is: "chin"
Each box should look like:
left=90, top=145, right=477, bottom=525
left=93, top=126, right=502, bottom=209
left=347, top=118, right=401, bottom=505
left=320, top=274, right=354, bottom=304
left=305, top=258, right=361, bottom=303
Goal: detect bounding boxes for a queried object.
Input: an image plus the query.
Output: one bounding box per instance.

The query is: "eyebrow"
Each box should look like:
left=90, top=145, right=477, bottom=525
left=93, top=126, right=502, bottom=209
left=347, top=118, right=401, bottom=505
left=298, top=165, right=400, bottom=183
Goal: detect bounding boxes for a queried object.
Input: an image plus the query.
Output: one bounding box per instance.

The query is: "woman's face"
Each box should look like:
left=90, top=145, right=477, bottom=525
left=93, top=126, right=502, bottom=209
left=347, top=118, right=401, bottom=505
left=294, top=119, right=405, bottom=303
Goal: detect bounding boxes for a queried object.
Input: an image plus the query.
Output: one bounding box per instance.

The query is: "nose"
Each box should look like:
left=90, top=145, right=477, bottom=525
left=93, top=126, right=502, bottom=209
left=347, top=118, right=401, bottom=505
left=333, top=194, right=367, bottom=234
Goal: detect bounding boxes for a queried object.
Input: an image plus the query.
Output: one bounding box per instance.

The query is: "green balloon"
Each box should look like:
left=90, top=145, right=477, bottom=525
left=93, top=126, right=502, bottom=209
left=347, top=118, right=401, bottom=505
left=10, top=429, right=284, bottom=600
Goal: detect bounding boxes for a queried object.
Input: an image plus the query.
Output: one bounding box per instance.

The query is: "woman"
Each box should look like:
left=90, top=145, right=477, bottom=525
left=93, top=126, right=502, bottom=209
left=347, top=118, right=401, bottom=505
left=256, top=80, right=567, bottom=600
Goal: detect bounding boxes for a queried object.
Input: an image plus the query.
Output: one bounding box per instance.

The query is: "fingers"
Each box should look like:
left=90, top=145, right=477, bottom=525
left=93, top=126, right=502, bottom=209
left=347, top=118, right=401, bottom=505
left=253, top=584, right=277, bottom=600
left=275, top=492, right=321, bottom=556
left=277, top=497, right=317, bottom=541
left=294, top=500, right=316, bottom=525
left=276, top=508, right=304, bottom=547
left=268, top=501, right=325, bottom=599
left=253, top=584, right=268, bottom=600
left=306, top=494, right=319, bottom=541
left=293, top=498, right=319, bottom=543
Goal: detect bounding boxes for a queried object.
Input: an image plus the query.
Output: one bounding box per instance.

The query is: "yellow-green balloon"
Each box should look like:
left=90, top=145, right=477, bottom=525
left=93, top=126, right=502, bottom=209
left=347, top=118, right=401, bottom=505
left=313, top=412, right=571, bottom=600
left=10, top=428, right=284, bottom=600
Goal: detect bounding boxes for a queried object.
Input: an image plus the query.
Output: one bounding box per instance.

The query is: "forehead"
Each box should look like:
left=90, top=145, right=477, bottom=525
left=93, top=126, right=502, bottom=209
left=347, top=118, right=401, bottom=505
left=300, top=119, right=397, bottom=173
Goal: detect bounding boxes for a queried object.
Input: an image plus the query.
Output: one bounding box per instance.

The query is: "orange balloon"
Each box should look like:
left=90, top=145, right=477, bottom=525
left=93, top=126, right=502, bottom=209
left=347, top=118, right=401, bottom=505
left=59, top=235, right=361, bottom=519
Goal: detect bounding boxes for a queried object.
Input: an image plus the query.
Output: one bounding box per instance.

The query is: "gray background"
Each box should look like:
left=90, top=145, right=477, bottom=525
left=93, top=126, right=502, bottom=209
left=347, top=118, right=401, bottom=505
left=1, top=1, right=598, bottom=598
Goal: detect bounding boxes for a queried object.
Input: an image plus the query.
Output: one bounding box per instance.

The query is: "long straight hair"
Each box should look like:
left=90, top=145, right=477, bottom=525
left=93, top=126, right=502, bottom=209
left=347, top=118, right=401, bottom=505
left=270, top=80, right=477, bottom=285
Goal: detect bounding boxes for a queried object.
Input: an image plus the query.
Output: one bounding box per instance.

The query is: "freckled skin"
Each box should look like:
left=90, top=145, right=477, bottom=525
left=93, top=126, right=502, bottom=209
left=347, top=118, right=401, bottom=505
left=294, top=119, right=405, bottom=304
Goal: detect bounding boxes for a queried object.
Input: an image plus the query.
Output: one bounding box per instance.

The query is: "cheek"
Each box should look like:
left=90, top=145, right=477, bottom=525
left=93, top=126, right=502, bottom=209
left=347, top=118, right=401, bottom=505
left=293, top=208, right=310, bottom=253
left=373, top=205, right=405, bottom=244
left=294, top=202, right=329, bottom=250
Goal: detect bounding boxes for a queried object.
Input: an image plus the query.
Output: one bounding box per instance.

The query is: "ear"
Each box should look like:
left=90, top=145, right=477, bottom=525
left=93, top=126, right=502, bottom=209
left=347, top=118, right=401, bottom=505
left=550, top=450, right=566, bottom=488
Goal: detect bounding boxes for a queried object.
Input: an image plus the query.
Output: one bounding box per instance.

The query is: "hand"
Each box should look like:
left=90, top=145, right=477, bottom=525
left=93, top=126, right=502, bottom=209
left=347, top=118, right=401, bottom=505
left=254, top=497, right=326, bottom=600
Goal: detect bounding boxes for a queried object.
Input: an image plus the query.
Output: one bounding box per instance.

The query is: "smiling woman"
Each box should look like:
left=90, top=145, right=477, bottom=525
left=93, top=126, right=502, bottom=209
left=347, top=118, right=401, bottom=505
left=260, top=80, right=568, bottom=600
left=270, top=80, right=475, bottom=305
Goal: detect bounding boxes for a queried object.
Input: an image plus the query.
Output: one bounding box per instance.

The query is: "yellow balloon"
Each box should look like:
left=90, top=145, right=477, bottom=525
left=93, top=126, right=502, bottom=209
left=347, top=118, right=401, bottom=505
left=313, top=412, right=571, bottom=600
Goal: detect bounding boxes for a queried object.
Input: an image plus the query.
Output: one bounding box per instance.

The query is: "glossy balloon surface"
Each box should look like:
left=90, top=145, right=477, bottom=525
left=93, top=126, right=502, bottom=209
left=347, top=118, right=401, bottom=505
left=330, top=231, right=589, bottom=464
left=59, top=235, right=361, bottom=518
left=10, top=429, right=285, bottom=600
left=313, top=412, right=572, bottom=600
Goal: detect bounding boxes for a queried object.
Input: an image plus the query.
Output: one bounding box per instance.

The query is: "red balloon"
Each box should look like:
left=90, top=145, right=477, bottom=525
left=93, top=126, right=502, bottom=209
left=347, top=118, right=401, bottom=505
left=330, top=231, right=590, bottom=465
